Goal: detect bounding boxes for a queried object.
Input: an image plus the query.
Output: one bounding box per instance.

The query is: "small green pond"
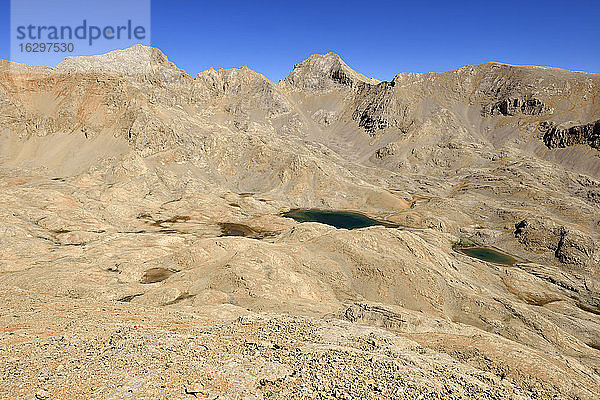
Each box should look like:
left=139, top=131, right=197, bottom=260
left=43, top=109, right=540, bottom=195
left=282, top=209, right=393, bottom=230
left=456, top=247, right=517, bottom=265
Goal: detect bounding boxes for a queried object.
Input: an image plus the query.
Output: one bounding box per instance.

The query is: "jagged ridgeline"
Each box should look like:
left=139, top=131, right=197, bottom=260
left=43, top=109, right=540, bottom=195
left=1, top=45, right=599, bottom=177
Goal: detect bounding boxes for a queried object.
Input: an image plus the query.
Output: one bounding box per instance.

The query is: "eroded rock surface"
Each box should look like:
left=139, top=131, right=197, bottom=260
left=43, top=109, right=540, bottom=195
left=541, top=119, right=600, bottom=150
left=483, top=96, right=550, bottom=116
left=1, top=46, right=599, bottom=399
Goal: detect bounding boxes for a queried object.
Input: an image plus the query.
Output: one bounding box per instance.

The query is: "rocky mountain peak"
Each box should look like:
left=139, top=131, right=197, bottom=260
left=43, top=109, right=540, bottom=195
left=284, top=52, right=379, bottom=92
left=194, top=64, right=292, bottom=117
left=55, top=45, right=191, bottom=84
left=194, top=64, right=277, bottom=93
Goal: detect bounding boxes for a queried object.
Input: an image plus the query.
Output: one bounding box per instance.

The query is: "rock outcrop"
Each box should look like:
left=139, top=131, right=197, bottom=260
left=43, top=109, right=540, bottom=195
left=541, top=119, right=600, bottom=150
left=194, top=65, right=292, bottom=117
left=514, top=218, right=595, bottom=268
left=483, top=96, right=550, bottom=116
left=283, top=52, right=379, bottom=92
left=352, top=81, right=414, bottom=135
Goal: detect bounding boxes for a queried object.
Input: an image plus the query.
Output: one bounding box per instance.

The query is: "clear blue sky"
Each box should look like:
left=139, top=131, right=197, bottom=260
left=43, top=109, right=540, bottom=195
left=1, top=0, right=599, bottom=81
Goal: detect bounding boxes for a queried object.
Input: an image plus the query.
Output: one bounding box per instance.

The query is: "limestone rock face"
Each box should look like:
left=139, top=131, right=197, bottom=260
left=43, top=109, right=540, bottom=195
left=56, top=44, right=191, bottom=85
left=483, top=96, right=550, bottom=116
left=1, top=46, right=600, bottom=399
left=541, top=119, right=600, bottom=150
left=194, top=66, right=292, bottom=117
left=352, top=81, right=414, bottom=135
left=514, top=218, right=596, bottom=268
left=284, top=52, right=379, bottom=92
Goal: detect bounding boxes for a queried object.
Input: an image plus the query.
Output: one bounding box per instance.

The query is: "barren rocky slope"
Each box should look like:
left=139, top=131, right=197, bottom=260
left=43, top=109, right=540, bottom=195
left=1, top=45, right=599, bottom=399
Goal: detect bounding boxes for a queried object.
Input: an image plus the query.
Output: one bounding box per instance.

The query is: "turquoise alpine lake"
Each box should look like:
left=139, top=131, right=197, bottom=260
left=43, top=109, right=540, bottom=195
left=282, top=209, right=393, bottom=230
left=456, top=246, right=517, bottom=265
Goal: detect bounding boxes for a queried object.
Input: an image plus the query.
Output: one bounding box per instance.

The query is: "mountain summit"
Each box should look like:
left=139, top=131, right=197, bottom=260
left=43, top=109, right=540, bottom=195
left=56, top=44, right=191, bottom=86
left=284, top=52, right=380, bottom=91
